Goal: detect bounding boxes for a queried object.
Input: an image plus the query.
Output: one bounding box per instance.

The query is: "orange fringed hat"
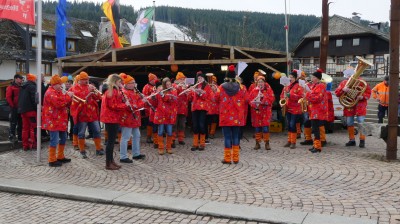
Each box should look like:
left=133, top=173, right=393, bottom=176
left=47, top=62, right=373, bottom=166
left=79, top=71, right=89, bottom=80
left=50, top=74, right=63, bottom=86
left=26, top=73, right=37, bottom=82
left=119, top=73, right=135, bottom=84
left=176, top=72, right=186, bottom=80
left=148, top=73, right=157, bottom=82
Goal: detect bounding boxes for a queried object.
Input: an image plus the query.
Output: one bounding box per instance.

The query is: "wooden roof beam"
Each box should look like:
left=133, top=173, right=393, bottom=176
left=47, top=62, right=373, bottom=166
left=62, top=58, right=286, bottom=68
left=234, top=47, right=279, bottom=72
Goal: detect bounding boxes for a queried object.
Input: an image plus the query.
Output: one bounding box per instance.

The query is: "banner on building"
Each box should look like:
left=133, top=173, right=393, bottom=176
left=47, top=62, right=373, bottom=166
left=131, top=7, right=155, bottom=46
left=0, top=0, right=35, bottom=25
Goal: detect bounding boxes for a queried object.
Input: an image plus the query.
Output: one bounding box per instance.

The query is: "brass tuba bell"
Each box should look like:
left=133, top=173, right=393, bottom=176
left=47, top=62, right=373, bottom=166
left=339, top=56, right=373, bottom=108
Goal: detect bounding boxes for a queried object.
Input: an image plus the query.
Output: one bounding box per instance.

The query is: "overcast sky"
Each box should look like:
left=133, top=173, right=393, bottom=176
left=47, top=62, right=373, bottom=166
left=80, top=0, right=391, bottom=23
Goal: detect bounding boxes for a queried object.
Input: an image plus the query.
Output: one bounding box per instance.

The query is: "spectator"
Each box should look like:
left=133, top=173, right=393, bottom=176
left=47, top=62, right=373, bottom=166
left=372, top=76, right=389, bottom=123
left=18, top=73, right=38, bottom=151
left=6, top=74, right=23, bottom=142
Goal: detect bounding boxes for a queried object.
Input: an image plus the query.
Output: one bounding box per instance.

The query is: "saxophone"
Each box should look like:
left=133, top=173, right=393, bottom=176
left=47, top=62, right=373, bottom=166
left=339, top=56, right=373, bottom=108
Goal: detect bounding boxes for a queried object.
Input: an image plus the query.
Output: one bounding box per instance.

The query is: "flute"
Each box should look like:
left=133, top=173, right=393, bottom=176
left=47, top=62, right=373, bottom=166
left=178, top=81, right=204, bottom=96
left=120, top=89, right=137, bottom=119
left=134, top=86, right=156, bottom=112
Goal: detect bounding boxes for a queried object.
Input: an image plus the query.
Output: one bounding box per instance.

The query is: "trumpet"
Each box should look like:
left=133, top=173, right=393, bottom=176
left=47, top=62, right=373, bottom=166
left=178, top=81, right=204, bottom=96
left=92, top=87, right=102, bottom=96
left=72, top=95, right=86, bottom=103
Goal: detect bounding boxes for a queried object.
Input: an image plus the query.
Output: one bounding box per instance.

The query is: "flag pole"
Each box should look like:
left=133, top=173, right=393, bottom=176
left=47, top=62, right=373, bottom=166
left=152, top=1, right=155, bottom=43
left=284, top=0, right=290, bottom=75
left=36, top=0, right=43, bottom=163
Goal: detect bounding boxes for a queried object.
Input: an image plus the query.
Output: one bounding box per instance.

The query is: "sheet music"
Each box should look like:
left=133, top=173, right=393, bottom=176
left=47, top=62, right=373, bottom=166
left=186, top=78, right=195, bottom=85
left=280, top=76, right=290, bottom=86
left=298, top=79, right=311, bottom=92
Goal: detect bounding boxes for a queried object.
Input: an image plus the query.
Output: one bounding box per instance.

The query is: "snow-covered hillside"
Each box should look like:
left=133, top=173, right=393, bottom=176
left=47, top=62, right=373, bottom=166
left=154, top=21, right=205, bottom=42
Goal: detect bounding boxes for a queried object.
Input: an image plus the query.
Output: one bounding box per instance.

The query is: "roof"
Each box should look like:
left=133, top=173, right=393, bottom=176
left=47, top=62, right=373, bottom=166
left=58, top=40, right=287, bottom=77
left=303, top=15, right=389, bottom=41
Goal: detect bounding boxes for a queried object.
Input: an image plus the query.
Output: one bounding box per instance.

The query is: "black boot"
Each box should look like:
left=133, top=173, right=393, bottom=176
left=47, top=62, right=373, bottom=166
left=300, top=140, right=313, bottom=145
left=359, top=140, right=365, bottom=148
left=345, top=140, right=356, bottom=147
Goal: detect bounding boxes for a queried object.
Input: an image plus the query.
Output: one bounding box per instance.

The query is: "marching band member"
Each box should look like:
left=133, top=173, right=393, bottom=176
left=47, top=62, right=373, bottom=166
left=70, top=71, right=104, bottom=158
left=42, top=75, right=73, bottom=167
left=335, top=70, right=371, bottom=148
left=142, top=73, right=159, bottom=144
left=119, top=74, right=145, bottom=163
left=154, top=78, right=178, bottom=154
left=207, top=75, right=219, bottom=139
left=325, top=82, right=335, bottom=134
left=249, top=75, right=275, bottom=150
left=100, top=74, right=129, bottom=170
left=172, top=72, right=189, bottom=145
left=217, top=65, right=247, bottom=164
left=280, top=70, right=303, bottom=149
left=235, top=76, right=248, bottom=143
left=189, top=71, right=213, bottom=151
left=304, top=69, right=327, bottom=153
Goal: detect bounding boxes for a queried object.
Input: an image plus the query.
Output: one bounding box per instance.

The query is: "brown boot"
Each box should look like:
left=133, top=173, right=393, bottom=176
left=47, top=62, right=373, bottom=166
left=265, top=141, right=271, bottom=150
left=166, top=136, right=173, bottom=154
left=111, top=160, right=121, bottom=168
left=158, top=135, right=165, bottom=155
left=254, top=141, right=260, bottom=150
left=106, top=161, right=119, bottom=170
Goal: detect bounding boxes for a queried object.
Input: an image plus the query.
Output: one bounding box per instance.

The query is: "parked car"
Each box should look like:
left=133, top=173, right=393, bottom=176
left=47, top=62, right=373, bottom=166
left=0, top=99, right=11, bottom=120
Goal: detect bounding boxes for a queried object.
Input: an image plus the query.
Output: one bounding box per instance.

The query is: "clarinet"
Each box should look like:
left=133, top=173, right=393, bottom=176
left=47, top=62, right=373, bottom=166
left=120, top=89, right=137, bottom=119
left=134, top=86, right=156, bottom=112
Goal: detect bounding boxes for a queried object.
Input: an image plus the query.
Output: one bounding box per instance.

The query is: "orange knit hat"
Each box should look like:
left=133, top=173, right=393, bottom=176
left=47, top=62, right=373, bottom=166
left=148, top=73, right=157, bottom=82
left=60, top=76, right=68, bottom=84
left=50, top=74, right=63, bottom=85
left=176, top=72, right=186, bottom=80
left=26, top=73, right=37, bottom=82
left=79, top=71, right=89, bottom=80
left=119, top=73, right=135, bottom=84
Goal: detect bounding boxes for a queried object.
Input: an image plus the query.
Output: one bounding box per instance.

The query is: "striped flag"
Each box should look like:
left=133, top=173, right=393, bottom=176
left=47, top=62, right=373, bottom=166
left=101, top=0, right=122, bottom=48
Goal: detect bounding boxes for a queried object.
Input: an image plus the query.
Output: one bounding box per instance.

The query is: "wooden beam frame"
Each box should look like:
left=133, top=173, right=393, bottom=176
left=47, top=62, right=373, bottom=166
left=234, top=47, right=279, bottom=72
left=62, top=58, right=286, bottom=68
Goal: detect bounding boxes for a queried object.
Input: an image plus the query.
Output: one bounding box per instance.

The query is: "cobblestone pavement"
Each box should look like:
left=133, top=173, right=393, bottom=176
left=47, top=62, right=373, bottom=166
left=0, top=129, right=399, bottom=224
left=0, top=192, right=268, bottom=224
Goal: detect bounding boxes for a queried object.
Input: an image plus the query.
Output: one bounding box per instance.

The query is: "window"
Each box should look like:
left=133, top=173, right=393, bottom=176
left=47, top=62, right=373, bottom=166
left=303, top=58, right=311, bottom=65
left=352, top=38, right=360, bottom=46
left=16, top=61, right=27, bottom=75
left=313, top=58, right=320, bottom=67
left=44, top=37, right=54, bottom=49
left=80, top=30, right=93, bottom=37
left=313, top=40, right=320, bottom=48
left=336, top=56, right=345, bottom=65
left=41, top=63, right=52, bottom=76
left=32, top=36, right=37, bottom=48
left=375, top=55, right=384, bottom=64
left=67, top=40, right=76, bottom=52
left=336, top=39, right=343, bottom=47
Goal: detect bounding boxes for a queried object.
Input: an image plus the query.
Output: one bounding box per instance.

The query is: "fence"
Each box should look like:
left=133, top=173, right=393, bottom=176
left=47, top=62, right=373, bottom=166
left=292, top=57, right=389, bottom=78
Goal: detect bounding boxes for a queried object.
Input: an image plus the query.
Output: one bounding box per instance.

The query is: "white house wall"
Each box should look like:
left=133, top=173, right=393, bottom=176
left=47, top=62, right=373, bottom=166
left=0, top=60, right=57, bottom=81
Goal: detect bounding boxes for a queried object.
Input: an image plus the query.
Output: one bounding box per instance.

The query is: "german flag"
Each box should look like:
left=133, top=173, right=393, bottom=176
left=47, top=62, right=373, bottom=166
left=101, top=0, right=122, bottom=48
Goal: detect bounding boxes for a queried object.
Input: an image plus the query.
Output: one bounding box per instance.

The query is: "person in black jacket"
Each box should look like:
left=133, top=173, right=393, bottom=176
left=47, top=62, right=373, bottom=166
left=18, top=73, right=38, bottom=151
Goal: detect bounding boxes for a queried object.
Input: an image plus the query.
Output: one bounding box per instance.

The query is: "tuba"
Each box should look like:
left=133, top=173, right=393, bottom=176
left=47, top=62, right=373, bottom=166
left=339, top=56, right=373, bottom=108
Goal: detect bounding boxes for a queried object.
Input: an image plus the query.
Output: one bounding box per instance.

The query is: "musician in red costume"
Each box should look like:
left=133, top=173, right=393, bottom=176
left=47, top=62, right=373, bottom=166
left=142, top=73, right=159, bottom=144
left=172, top=72, right=189, bottom=145
left=189, top=71, right=213, bottom=151
left=42, top=75, right=73, bottom=167
left=304, top=69, right=327, bottom=153
left=154, top=78, right=178, bottom=154
left=335, top=70, right=371, bottom=148
left=249, top=75, right=275, bottom=150
left=69, top=71, right=103, bottom=158
left=280, top=70, right=303, bottom=149
left=100, top=74, right=130, bottom=170
left=207, top=75, right=219, bottom=139
left=217, top=65, right=247, bottom=164
left=119, top=74, right=145, bottom=163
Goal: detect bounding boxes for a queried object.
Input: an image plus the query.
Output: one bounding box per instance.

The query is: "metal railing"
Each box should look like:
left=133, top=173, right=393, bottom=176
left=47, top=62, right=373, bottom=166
left=291, top=57, right=389, bottom=78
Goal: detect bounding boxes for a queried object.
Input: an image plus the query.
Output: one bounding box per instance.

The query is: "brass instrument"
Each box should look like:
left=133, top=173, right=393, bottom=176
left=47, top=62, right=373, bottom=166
left=279, top=98, right=287, bottom=116
left=339, top=56, right=373, bottom=108
left=251, top=88, right=263, bottom=110
left=93, top=88, right=102, bottom=96
left=72, top=95, right=86, bottom=103
left=298, top=98, right=308, bottom=113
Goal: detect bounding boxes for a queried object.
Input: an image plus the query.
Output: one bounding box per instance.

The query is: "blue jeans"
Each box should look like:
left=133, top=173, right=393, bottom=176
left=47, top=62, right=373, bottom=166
left=222, top=126, right=240, bottom=148
left=158, top=124, right=173, bottom=136
left=346, top=116, right=365, bottom=126
left=255, top=126, right=269, bottom=133
left=120, top=127, right=141, bottom=159
left=286, top=113, right=301, bottom=132
left=77, top=121, right=100, bottom=139
left=49, top=131, right=67, bottom=147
